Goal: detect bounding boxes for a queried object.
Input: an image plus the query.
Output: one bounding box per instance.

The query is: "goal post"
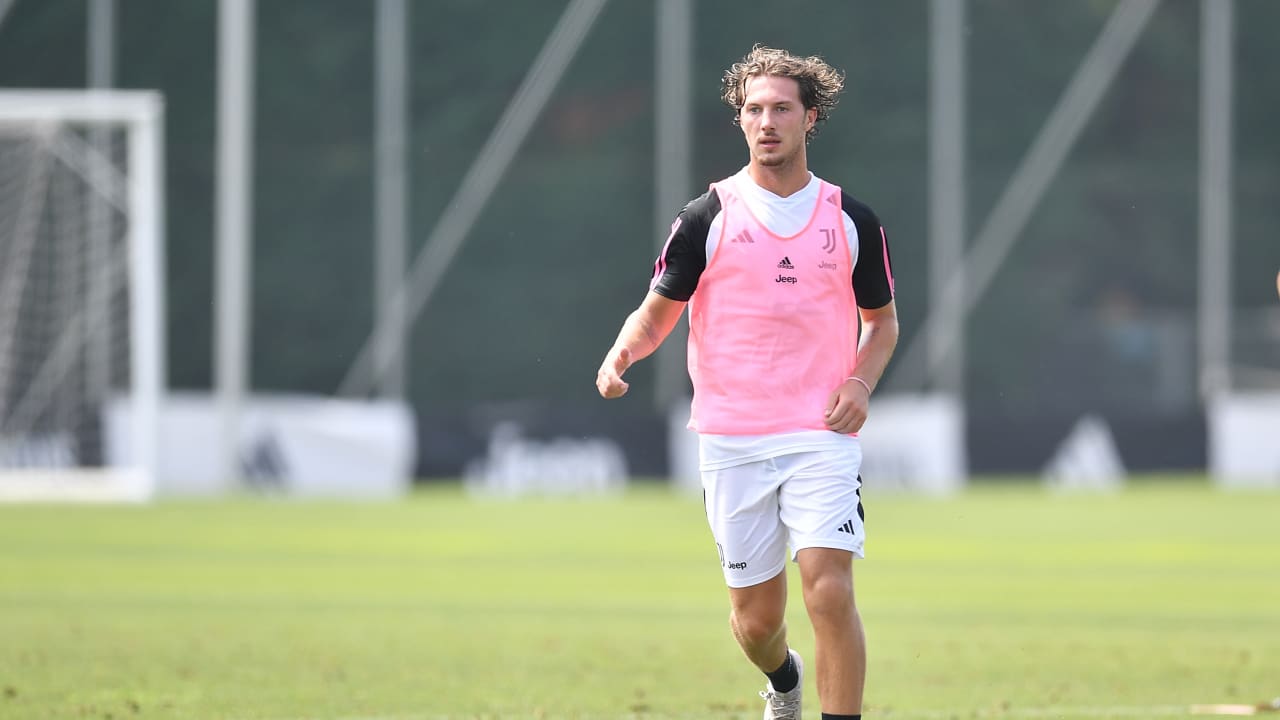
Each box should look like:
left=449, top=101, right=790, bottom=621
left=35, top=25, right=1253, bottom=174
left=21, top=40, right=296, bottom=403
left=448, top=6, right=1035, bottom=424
left=0, top=90, right=164, bottom=501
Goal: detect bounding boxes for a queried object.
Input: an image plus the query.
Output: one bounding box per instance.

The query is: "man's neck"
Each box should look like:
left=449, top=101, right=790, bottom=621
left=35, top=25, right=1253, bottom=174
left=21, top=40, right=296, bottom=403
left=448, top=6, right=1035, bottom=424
left=746, top=161, right=811, bottom=198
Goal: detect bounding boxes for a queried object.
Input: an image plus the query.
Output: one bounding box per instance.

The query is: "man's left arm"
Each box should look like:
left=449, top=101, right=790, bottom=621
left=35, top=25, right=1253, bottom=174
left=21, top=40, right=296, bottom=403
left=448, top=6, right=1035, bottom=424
left=851, top=300, right=899, bottom=392
left=827, top=194, right=899, bottom=433
left=824, top=300, right=899, bottom=434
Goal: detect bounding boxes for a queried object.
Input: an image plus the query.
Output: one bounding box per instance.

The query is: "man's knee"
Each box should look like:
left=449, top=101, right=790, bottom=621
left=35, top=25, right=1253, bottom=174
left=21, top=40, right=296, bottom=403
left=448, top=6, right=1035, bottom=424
left=801, top=566, right=856, bottom=622
left=731, top=603, right=785, bottom=648
left=728, top=571, right=787, bottom=648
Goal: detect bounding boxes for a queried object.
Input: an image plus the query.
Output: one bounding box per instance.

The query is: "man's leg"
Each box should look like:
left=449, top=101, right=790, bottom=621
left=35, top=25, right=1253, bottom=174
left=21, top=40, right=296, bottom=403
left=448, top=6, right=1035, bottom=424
left=796, top=547, right=865, bottom=715
left=702, top=458, right=800, bottom=714
left=727, top=568, right=789, bottom=672
left=703, top=460, right=792, bottom=675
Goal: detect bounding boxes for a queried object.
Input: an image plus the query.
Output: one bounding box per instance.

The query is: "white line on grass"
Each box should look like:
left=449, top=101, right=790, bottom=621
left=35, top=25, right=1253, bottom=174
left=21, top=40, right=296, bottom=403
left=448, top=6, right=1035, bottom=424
left=258, top=705, right=1200, bottom=720
left=886, top=705, right=1192, bottom=718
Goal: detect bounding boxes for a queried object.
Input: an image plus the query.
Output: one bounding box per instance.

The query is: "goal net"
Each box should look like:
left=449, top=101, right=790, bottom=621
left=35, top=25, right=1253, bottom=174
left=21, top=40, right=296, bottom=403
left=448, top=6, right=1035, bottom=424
left=0, top=91, right=164, bottom=501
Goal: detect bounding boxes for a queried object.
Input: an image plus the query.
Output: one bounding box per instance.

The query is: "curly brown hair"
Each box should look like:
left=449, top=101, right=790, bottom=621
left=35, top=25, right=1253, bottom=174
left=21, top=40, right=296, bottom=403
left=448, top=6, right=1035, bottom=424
left=721, top=45, right=845, bottom=142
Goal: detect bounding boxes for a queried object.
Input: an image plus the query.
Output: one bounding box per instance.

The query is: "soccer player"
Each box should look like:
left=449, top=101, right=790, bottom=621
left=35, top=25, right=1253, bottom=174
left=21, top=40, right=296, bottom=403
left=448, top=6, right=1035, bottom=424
left=595, top=46, right=898, bottom=720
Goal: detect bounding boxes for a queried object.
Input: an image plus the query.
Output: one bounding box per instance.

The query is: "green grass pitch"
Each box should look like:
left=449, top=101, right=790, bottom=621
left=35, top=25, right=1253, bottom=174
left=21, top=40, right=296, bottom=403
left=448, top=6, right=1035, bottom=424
left=0, top=479, right=1277, bottom=719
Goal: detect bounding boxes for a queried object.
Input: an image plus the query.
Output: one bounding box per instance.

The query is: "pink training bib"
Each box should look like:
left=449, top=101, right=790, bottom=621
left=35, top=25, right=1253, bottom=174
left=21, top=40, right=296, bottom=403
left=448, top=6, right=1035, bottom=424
left=687, top=175, right=859, bottom=434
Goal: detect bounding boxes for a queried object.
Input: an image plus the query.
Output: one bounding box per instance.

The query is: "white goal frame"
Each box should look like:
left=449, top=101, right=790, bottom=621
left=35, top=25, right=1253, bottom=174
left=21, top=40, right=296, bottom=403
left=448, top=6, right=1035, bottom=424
left=0, top=90, right=164, bottom=501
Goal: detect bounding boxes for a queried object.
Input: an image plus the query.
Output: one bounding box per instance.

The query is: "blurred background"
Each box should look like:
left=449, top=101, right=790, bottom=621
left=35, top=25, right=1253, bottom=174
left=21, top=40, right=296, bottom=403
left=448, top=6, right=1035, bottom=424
left=1, top=0, right=1278, bottom=499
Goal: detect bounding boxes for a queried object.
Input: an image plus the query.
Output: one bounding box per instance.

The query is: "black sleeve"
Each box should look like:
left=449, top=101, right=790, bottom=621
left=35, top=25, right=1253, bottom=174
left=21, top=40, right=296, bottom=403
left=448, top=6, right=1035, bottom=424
left=842, top=192, right=895, bottom=310
left=649, top=189, right=721, bottom=302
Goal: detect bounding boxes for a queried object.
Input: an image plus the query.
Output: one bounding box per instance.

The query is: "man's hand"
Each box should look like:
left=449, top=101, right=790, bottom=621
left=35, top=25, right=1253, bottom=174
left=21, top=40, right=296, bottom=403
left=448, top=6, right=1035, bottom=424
left=596, top=346, right=632, bottom=399
left=824, top=377, right=871, bottom=434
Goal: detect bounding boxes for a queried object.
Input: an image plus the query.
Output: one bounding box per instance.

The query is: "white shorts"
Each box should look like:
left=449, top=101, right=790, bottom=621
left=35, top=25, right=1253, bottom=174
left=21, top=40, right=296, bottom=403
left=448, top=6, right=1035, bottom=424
left=701, top=444, right=865, bottom=588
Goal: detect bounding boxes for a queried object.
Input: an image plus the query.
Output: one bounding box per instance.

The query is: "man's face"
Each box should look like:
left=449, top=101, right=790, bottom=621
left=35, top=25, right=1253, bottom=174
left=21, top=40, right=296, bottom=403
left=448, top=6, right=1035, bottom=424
left=738, top=75, right=815, bottom=169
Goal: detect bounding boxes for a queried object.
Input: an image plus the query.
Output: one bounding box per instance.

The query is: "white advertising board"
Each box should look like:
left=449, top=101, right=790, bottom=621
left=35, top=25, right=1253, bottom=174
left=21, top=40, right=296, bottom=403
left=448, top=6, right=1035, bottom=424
left=106, top=393, right=416, bottom=498
left=1209, top=392, right=1280, bottom=489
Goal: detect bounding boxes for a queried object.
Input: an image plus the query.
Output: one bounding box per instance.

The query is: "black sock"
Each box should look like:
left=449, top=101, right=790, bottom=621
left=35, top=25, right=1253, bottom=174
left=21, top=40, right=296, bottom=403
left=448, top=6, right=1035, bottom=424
left=820, top=715, right=861, bottom=720
left=764, top=651, right=799, bottom=693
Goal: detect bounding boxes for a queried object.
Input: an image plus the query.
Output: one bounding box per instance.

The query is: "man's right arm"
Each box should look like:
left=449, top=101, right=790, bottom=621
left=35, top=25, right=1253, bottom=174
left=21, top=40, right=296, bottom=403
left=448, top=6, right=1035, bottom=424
left=596, top=291, right=687, bottom=399
left=598, top=189, right=715, bottom=399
